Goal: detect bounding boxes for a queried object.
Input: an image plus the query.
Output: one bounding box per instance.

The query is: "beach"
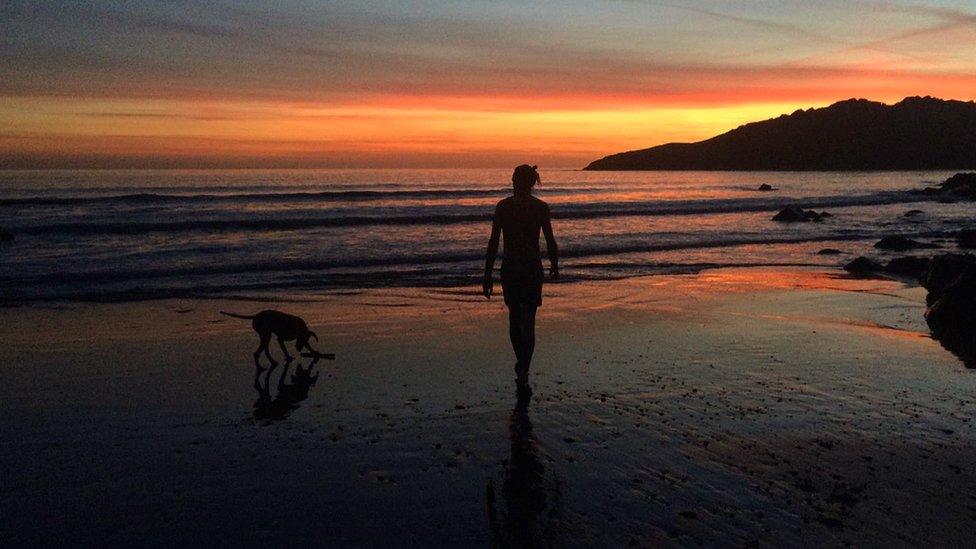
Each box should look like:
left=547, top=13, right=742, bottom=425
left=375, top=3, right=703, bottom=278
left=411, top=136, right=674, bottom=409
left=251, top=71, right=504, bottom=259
left=6, top=0, right=976, bottom=545
left=2, top=267, right=974, bottom=547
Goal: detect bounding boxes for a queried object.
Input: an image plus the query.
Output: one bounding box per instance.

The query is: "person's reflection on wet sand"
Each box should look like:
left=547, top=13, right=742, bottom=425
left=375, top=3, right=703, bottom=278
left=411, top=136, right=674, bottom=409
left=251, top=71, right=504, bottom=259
left=487, top=384, right=562, bottom=547
left=253, top=357, right=320, bottom=421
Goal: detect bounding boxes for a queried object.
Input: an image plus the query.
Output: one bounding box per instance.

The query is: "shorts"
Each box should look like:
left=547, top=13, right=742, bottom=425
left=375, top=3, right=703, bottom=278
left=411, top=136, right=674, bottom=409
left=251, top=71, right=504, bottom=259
left=501, top=262, right=544, bottom=308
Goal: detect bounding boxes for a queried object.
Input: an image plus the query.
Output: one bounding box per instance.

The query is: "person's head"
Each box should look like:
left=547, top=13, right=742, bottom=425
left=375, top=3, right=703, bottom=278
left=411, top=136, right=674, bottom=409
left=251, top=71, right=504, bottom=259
left=512, top=164, right=539, bottom=195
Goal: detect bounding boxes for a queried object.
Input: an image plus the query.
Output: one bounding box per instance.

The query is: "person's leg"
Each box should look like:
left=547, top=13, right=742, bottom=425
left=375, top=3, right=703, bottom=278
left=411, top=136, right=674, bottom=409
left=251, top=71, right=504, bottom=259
left=518, top=305, right=537, bottom=370
left=508, top=304, right=524, bottom=366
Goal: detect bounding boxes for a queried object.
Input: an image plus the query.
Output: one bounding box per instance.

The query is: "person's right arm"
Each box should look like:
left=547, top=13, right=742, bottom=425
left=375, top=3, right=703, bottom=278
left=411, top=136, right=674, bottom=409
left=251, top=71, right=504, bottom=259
left=483, top=203, right=502, bottom=299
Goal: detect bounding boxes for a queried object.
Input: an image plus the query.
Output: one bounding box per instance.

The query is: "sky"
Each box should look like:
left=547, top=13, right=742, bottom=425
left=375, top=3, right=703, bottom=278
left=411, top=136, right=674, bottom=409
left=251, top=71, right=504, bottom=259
left=2, top=0, right=975, bottom=169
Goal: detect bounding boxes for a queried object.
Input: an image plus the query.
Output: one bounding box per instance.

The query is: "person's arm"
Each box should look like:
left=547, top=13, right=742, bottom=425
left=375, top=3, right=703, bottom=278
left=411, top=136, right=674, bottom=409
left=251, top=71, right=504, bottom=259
left=483, top=204, right=502, bottom=299
left=542, top=205, right=559, bottom=280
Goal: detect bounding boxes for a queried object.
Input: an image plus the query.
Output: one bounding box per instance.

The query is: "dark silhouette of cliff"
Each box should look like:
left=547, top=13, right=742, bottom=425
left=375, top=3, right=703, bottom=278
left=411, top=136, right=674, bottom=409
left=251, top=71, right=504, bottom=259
left=584, top=97, right=976, bottom=171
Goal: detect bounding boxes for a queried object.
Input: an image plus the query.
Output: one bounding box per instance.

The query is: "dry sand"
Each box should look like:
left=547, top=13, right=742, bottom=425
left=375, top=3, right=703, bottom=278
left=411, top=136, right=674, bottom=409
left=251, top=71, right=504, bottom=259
left=1, top=267, right=974, bottom=547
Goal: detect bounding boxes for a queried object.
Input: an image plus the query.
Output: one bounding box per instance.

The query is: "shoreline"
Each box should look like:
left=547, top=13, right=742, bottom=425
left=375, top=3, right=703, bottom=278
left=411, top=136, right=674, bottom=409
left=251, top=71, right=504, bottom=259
left=4, top=169, right=971, bottom=308
left=2, top=266, right=974, bottom=546
left=0, top=247, right=932, bottom=307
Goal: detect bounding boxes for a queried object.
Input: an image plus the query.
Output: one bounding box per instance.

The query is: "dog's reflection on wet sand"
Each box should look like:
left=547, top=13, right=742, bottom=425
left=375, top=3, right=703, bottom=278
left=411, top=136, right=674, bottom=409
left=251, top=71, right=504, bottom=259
left=253, top=357, right=320, bottom=421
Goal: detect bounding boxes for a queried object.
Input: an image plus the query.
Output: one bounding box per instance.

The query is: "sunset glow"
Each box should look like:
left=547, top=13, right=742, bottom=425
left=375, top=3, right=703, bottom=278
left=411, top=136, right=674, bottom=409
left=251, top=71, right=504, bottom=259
left=3, top=0, right=976, bottom=168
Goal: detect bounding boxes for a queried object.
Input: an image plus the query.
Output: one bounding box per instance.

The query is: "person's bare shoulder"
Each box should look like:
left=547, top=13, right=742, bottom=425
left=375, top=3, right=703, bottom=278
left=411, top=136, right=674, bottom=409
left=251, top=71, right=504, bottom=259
left=493, top=197, right=514, bottom=223
left=531, top=196, right=550, bottom=215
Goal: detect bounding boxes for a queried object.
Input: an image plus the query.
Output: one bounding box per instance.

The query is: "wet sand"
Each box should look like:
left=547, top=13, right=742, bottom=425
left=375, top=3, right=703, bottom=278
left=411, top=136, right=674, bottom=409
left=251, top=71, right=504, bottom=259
left=2, top=267, right=975, bottom=546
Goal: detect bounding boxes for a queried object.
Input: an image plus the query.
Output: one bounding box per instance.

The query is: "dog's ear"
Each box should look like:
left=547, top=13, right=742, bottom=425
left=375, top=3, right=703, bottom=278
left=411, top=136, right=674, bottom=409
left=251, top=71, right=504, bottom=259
left=307, top=330, right=318, bottom=341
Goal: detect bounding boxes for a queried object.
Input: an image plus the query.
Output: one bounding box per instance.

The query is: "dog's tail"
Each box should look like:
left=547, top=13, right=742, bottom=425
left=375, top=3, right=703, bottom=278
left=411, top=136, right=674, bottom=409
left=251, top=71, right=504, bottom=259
left=220, top=311, right=255, bottom=320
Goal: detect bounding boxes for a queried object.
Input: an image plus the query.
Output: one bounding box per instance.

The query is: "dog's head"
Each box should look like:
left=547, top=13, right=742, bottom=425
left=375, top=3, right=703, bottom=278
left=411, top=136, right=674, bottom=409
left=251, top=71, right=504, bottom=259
left=293, top=364, right=319, bottom=386
left=298, top=329, right=318, bottom=350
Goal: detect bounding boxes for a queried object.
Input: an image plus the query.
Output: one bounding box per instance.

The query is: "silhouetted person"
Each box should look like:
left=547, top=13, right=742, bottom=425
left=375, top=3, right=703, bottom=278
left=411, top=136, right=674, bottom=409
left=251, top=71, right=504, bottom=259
left=484, top=165, right=558, bottom=387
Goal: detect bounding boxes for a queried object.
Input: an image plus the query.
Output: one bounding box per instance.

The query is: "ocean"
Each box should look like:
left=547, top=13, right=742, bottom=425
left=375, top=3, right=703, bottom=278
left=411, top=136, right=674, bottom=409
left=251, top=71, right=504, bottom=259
left=0, top=168, right=968, bottom=305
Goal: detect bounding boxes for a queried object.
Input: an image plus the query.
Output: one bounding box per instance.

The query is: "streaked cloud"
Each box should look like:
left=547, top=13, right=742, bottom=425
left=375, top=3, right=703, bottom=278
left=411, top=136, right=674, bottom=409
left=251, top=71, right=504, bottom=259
left=1, top=0, right=974, bottom=167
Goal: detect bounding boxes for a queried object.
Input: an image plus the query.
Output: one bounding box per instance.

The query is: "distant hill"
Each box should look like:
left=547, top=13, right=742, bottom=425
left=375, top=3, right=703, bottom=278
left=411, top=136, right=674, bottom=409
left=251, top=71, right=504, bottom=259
left=584, top=97, right=976, bottom=171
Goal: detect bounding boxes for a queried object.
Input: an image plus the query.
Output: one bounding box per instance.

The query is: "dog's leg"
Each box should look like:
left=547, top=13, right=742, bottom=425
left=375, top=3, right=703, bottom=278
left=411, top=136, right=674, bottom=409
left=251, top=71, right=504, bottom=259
left=254, top=360, right=272, bottom=396
left=256, top=332, right=276, bottom=367
left=266, top=358, right=280, bottom=380
left=278, top=336, right=294, bottom=362
left=253, top=340, right=265, bottom=368
left=277, top=361, right=291, bottom=392
left=253, top=363, right=263, bottom=391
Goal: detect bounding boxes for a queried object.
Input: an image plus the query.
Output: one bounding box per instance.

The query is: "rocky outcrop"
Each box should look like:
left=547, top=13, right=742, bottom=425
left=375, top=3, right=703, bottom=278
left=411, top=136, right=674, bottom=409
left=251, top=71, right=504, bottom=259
left=836, top=249, right=976, bottom=366
left=873, top=235, right=937, bottom=251
left=844, top=256, right=883, bottom=274
left=922, top=254, right=976, bottom=305
left=940, top=173, right=976, bottom=199
left=924, top=264, right=976, bottom=368
left=914, top=172, right=976, bottom=200
left=585, top=97, right=976, bottom=171
left=772, top=206, right=829, bottom=222
left=956, top=229, right=976, bottom=249
left=843, top=254, right=930, bottom=280
left=883, top=256, right=930, bottom=280
left=921, top=253, right=976, bottom=367
left=926, top=269, right=976, bottom=328
left=757, top=184, right=776, bottom=192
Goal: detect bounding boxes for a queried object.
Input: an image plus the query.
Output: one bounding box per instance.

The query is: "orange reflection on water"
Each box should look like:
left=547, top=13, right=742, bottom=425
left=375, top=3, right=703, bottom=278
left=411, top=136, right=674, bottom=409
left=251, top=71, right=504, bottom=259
left=687, top=267, right=906, bottom=294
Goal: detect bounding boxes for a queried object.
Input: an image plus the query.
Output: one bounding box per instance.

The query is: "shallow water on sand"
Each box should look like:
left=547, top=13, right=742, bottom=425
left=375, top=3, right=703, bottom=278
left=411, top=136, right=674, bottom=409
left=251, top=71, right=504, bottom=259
left=1, top=169, right=971, bottom=304
left=1, top=270, right=974, bottom=546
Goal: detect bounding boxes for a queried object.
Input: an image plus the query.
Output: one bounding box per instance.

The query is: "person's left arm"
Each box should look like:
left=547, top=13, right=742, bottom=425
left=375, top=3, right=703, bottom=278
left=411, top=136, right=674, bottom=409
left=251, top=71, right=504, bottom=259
left=542, top=204, right=559, bottom=280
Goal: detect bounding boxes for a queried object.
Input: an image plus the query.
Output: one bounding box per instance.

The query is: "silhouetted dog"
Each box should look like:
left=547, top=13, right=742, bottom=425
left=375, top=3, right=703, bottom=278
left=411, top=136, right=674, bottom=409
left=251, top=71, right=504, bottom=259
left=221, top=310, right=319, bottom=366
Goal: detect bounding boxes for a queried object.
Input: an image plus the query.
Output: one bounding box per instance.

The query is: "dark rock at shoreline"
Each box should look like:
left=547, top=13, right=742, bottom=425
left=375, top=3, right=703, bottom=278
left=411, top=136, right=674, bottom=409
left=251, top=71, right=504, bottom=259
left=921, top=253, right=976, bottom=367
left=922, top=254, right=976, bottom=305
left=903, top=210, right=924, bottom=217
left=884, top=256, right=930, bottom=280
left=941, top=173, right=976, bottom=199
left=957, top=229, right=976, bottom=249
left=772, top=206, right=827, bottom=222
left=926, top=270, right=976, bottom=363
left=896, top=252, right=976, bottom=366
left=757, top=184, right=776, bottom=191
left=927, top=269, right=976, bottom=323
left=929, top=328, right=976, bottom=368
left=874, top=235, right=937, bottom=251
left=912, top=173, right=976, bottom=200
left=844, top=256, right=883, bottom=274
left=818, top=248, right=843, bottom=255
